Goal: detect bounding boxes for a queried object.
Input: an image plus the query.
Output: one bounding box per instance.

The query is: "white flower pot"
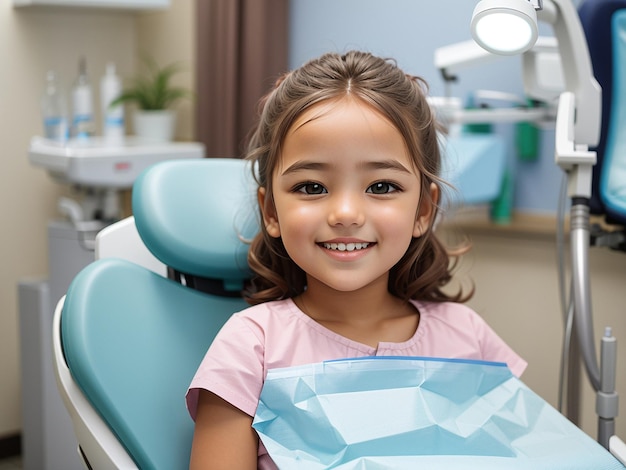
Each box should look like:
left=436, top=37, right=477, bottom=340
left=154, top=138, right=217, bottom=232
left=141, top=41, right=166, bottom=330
left=133, top=110, right=176, bottom=143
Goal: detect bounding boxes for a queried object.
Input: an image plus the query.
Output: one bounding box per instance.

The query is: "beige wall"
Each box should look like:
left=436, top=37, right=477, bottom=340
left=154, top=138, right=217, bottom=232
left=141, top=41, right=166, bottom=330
left=0, top=0, right=193, bottom=438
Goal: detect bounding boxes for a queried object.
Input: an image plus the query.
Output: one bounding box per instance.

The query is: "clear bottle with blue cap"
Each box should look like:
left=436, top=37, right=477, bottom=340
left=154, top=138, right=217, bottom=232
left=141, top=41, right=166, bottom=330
left=41, top=70, right=69, bottom=142
left=71, top=57, right=95, bottom=139
left=100, top=62, right=125, bottom=143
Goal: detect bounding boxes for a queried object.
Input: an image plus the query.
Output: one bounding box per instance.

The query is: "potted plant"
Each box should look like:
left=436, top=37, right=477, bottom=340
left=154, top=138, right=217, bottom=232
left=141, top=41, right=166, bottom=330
left=111, top=57, right=191, bottom=142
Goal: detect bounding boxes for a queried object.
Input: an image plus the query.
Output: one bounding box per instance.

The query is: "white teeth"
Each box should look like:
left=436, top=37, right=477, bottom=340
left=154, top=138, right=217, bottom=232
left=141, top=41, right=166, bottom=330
left=323, top=242, right=369, bottom=251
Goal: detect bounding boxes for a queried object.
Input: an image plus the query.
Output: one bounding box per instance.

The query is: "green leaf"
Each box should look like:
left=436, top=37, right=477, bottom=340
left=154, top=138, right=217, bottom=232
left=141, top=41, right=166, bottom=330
left=110, top=56, right=191, bottom=110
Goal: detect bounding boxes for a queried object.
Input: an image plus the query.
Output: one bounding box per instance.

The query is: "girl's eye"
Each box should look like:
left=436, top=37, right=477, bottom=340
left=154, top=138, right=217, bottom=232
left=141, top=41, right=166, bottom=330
left=296, top=183, right=327, bottom=195
left=367, top=182, right=399, bottom=195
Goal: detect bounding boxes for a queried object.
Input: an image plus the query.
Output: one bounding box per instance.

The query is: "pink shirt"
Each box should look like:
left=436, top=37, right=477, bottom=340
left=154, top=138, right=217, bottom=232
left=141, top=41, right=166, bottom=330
left=187, top=298, right=526, bottom=468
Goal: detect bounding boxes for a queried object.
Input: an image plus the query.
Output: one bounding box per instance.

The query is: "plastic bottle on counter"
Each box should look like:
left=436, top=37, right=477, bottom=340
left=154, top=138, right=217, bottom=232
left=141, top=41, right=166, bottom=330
left=100, top=62, right=125, bottom=143
left=41, top=70, right=69, bottom=142
left=71, top=57, right=95, bottom=139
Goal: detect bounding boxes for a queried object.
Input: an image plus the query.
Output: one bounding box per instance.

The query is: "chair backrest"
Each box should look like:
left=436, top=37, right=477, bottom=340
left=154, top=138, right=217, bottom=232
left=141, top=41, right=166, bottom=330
left=132, top=157, right=259, bottom=291
left=579, top=0, right=626, bottom=225
left=59, top=158, right=259, bottom=469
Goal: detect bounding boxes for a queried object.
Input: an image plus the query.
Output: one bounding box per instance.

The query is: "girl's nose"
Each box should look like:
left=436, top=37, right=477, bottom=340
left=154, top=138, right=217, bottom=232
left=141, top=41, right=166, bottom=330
left=327, top=192, right=365, bottom=227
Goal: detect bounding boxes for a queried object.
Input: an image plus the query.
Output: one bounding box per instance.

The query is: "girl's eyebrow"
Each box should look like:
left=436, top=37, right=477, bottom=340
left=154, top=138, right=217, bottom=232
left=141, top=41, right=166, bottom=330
left=364, top=159, right=412, bottom=174
left=280, top=160, right=328, bottom=175
left=281, top=159, right=412, bottom=176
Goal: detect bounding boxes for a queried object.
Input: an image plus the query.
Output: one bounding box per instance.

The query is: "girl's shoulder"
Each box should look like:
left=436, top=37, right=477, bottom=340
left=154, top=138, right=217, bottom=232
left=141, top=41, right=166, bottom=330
left=233, top=298, right=297, bottom=321
left=227, top=298, right=305, bottom=337
left=411, top=300, right=488, bottom=329
left=412, top=299, right=478, bottom=317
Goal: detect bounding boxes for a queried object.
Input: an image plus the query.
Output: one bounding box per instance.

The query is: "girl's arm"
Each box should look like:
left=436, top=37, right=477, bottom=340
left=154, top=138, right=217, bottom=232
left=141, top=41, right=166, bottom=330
left=189, top=389, right=259, bottom=470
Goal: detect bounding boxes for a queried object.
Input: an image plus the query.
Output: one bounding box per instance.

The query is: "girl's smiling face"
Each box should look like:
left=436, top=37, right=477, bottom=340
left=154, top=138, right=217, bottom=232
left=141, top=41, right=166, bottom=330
left=260, top=97, right=437, bottom=295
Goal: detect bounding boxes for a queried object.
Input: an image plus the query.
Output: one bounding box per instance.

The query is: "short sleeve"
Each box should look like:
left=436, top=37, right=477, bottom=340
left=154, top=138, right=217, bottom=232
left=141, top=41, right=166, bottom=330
left=186, top=313, right=266, bottom=420
left=472, top=312, right=527, bottom=377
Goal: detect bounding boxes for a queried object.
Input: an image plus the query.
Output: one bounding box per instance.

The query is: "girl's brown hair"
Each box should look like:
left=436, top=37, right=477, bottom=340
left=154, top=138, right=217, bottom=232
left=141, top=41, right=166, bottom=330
left=244, top=50, right=470, bottom=304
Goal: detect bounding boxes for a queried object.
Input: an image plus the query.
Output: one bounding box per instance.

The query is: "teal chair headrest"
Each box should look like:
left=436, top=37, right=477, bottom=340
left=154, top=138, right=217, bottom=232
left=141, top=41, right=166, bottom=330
left=132, top=158, right=259, bottom=290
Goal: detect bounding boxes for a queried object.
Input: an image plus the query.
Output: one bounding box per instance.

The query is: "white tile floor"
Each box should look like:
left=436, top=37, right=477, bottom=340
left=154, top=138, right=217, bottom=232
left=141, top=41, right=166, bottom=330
left=0, top=457, right=21, bottom=470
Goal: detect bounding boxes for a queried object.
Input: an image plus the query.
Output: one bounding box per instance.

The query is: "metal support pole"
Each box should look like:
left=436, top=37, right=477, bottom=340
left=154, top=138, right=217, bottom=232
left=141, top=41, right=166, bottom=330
left=598, top=327, right=619, bottom=449
left=566, top=324, right=582, bottom=425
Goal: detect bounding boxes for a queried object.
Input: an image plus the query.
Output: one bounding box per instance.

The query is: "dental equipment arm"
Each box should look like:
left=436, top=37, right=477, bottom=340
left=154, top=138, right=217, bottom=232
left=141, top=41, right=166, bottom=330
left=435, top=40, right=501, bottom=83
left=542, top=0, right=608, bottom=425
left=529, top=0, right=619, bottom=449
left=537, top=1, right=601, bottom=146
left=433, top=37, right=558, bottom=125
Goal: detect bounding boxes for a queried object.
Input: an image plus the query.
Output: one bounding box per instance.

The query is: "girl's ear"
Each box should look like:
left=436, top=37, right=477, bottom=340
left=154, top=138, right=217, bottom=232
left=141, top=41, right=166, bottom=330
left=413, top=182, right=439, bottom=238
left=258, top=187, right=281, bottom=238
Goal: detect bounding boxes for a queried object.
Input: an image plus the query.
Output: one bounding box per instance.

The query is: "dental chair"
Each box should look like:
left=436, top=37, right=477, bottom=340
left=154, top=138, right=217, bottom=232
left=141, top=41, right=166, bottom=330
left=579, top=0, right=626, bottom=245
left=52, top=158, right=258, bottom=469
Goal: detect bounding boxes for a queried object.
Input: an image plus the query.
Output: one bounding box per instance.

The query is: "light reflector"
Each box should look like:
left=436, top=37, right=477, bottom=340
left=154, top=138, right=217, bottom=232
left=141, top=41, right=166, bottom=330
left=471, top=0, right=538, bottom=55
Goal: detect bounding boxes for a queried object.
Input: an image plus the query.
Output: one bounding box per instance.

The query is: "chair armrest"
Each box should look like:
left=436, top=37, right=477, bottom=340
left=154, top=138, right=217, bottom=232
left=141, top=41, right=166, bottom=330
left=52, top=296, right=139, bottom=469
left=610, top=435, right=626, bottom=466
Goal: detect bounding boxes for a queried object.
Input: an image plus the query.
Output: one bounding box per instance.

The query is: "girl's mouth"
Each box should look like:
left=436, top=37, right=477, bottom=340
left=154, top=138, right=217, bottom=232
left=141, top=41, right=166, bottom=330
left=321, top=242, right=370, bottom=252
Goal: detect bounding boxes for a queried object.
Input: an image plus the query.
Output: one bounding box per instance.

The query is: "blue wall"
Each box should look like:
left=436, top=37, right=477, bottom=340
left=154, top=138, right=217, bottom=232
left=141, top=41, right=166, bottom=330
left=288, top=0, right=564, bottom=214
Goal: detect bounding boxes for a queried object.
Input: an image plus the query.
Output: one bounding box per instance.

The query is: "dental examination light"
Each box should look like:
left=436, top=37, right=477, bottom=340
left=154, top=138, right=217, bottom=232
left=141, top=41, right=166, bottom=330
left=471, top=0, right=620, bottom=453
left=471, top=0, right=539, bottom=55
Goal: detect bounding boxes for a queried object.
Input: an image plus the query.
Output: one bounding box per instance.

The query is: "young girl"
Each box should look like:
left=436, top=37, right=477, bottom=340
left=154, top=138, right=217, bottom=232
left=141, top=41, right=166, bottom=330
left=187, top=50, right=526, bottom=469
